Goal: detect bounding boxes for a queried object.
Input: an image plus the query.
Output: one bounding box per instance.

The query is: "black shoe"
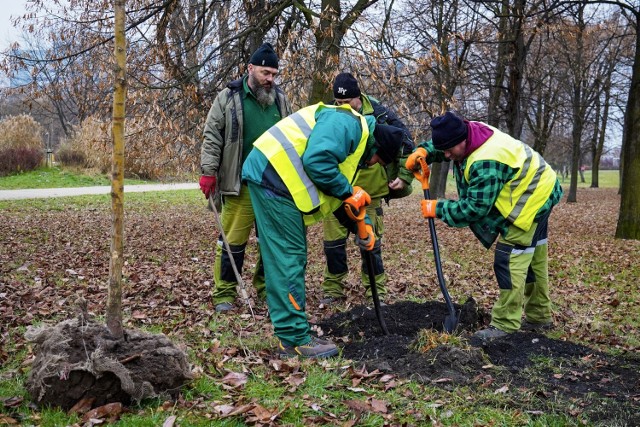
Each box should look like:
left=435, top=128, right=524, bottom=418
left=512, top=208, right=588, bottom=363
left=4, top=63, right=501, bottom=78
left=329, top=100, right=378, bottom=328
left=521, top=320, right=553, bottom=331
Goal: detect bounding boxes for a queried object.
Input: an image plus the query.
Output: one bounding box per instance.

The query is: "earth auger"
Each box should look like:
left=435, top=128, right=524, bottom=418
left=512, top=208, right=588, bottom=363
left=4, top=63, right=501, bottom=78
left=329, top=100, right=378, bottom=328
left=344, top=202, right=390, bottom=336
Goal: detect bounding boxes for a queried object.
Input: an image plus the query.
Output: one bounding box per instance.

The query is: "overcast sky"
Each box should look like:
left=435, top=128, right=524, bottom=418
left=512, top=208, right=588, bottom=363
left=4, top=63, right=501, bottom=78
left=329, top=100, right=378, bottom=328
left=0, top=1, right=28, bottom=51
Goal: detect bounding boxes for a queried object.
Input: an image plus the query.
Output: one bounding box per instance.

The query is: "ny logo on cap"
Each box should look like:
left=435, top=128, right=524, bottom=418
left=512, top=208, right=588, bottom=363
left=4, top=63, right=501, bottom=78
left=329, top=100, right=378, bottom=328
left=337, top=87, right=347, bottom=95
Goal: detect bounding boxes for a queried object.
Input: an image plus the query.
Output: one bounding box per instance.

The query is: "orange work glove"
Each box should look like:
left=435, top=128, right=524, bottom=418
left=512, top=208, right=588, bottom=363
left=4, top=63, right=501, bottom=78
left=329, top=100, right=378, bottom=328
left=421, top=199, right=438, bottom=218
left=354, top=223, right=375, bottom=251
left=405, top=147, right=427, bottom=171
left=344, top=186, right=371, bottom=215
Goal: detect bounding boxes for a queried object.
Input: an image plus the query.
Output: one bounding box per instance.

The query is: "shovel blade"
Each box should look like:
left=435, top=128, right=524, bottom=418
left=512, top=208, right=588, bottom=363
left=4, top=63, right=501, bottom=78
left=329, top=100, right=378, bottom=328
left=444, top=314, right=458, bottom=333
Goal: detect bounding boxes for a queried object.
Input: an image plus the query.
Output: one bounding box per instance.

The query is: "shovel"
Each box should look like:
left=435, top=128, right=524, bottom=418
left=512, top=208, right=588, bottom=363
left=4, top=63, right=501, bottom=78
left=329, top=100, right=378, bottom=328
left=414, top=157, right=458, bottom=333
left=345, top=204, right=390, bottom=335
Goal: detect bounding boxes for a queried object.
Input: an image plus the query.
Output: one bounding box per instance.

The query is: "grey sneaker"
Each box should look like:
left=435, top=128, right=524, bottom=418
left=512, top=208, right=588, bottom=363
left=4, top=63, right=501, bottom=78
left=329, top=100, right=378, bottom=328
left=319, top=295, right=345, bottom=305
left=277, top=336, right=339, bottom=358
left=521, top=320, right=553, bottom=331
left=215, top=302, right=234, bottom=313
left=473, top=326, right=509, bottom=342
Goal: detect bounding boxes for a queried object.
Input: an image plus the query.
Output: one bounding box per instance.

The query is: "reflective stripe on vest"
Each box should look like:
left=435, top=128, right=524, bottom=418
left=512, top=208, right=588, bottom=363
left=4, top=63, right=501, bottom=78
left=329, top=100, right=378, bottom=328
left=464, top=125, right=556, bottom=231
left=254, top=103, right=369, bottom=226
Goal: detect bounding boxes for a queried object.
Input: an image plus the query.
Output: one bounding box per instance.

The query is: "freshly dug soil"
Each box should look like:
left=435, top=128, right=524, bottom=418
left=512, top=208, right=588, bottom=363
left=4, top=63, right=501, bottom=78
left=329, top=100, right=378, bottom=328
left=25, top=317, right=192, bottom=411
left=318, top=300, right=640, bottom=425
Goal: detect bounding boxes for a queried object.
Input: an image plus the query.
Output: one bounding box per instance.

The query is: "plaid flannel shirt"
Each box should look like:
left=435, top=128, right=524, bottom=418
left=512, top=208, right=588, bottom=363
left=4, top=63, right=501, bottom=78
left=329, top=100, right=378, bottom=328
left=424, top=141, right=563, bottom=248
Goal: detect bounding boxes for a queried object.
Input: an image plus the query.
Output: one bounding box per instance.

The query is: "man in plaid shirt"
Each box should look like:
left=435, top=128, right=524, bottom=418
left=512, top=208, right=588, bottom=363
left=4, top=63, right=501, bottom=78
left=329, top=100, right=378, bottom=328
left=406, top=111, right=563, bottom=341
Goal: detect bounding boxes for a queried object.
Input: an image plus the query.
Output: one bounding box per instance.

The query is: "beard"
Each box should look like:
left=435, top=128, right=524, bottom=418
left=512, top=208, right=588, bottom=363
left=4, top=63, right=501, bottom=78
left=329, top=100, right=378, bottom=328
left=248, top=74, right=276, bottom=107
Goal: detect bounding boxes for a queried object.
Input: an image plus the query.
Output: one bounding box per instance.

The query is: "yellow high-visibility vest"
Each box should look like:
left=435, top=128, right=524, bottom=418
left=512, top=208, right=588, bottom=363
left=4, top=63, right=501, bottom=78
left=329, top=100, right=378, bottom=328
left=464, top=125, right=557, bottom=231
left=254, top=103, right=369, bottom=226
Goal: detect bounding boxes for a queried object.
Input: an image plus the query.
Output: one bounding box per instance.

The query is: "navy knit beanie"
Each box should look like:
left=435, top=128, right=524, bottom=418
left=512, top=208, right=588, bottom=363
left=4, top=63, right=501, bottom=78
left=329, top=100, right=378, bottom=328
left=249, top=43, right=279, bottom=68
left=373, top=124, right=403, bottom=164
left=333, top=72, right=361, bottom=99
left=430, top=111, right=468, bottom=150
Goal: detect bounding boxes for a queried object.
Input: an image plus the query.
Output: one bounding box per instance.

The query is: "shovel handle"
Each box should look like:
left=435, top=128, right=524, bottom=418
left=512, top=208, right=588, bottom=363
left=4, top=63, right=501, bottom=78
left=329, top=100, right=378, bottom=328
left=413, top=157, right=431, bottom=190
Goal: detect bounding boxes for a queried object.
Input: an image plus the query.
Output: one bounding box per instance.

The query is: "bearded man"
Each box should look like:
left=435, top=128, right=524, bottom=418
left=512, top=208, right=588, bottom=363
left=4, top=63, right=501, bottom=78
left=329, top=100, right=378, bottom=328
left=200, top=42, right=293, bottom=312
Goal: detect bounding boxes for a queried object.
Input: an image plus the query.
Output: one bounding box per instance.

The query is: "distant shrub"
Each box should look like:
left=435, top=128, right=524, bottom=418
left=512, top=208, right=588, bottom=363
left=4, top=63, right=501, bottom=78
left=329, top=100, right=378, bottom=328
left=67, top=115, right=198, bottom=180
left=0, top=147, right=44, bottom=176
left=55, top=142, right=88, bottom=167
left=63, top=117, right=111, bottom=174
left=0, top=114, right=43, bottom=151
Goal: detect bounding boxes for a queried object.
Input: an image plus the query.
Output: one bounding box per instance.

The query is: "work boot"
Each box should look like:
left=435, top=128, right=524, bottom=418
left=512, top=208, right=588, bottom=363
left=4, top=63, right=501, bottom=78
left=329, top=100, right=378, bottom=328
left=277, top=336, right=339, bottom=358
left=521, top=319, right=553, bottom=332
left=472, top=326, right=509, bottom=342
left=215, top=302, right=234, bottom=313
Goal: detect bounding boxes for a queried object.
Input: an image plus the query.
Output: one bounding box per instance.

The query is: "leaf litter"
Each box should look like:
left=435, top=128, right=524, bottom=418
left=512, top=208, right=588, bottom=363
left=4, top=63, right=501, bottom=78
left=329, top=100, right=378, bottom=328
left=1, top=188, right=639, bottom=424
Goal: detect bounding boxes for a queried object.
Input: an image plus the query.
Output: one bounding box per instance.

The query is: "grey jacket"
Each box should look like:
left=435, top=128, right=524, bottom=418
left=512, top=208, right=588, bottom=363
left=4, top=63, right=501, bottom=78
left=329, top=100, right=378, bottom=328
left=200, top=77, right=292, bottom=195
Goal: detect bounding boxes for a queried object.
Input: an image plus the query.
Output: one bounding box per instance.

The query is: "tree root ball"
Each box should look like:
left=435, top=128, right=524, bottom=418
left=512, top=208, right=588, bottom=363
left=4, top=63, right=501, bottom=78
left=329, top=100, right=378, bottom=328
left=24, top=317, right=192, bottom=411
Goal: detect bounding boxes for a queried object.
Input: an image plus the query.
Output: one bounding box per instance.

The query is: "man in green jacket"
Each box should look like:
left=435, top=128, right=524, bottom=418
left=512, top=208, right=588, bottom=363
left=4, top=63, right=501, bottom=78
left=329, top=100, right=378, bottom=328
left=406, top=111, right=563, bottom=341
left=320, top=72, right=415, bottom=305
left=242, top=103, right=404, bottom=358
left=199, top=42, right=293, bottom=313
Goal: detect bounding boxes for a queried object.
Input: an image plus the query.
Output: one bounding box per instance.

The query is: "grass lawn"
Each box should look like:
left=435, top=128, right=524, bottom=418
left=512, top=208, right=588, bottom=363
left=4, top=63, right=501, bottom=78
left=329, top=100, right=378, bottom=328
left=0, top=166, right=150, bottom=190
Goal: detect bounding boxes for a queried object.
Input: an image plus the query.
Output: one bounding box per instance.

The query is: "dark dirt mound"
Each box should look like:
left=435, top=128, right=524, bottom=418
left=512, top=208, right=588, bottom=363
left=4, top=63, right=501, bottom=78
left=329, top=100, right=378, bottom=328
left=318, top=300, right=640, bottom=425
left=25, top=317, right=192, bottom=411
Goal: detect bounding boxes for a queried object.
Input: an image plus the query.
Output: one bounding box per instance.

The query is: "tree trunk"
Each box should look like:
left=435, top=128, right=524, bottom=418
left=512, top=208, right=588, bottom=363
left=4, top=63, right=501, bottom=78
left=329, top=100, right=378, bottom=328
left=589, top=80, right=602, bottom=188
left=107, top=0, right=127, bottom=340
left=307, top=0, right=343, bottom=104
left=487, top=0, right=509, bottom=127
left=504, top=0, right=526, bottom=138
left=566, top=4, right=586, bottom=203
left=615, top=12, right=640, bottom=239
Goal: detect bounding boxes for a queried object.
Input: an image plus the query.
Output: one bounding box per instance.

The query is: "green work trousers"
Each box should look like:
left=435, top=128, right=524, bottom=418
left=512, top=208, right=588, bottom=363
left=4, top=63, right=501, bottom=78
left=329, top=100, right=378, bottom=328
left=491, top=212, right=552, bottom=332
left=247, top=182, right=312, bottom=347
left=322, top=197, right=386, bottom=298
left=212, top=184, right=265, bottom=304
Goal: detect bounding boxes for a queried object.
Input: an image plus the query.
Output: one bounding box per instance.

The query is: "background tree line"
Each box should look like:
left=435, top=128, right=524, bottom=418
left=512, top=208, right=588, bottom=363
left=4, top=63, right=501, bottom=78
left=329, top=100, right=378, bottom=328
left=0, top=0, right=638, bottom=238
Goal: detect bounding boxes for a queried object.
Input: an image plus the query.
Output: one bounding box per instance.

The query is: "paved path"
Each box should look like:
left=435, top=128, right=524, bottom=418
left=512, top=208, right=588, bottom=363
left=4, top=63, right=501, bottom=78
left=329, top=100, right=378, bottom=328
left=0, top=183, right=198, bottom=200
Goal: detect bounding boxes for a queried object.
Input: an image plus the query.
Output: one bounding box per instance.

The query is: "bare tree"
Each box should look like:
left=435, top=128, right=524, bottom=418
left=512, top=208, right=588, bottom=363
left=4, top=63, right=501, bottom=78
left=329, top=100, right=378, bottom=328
left=523, top=24, right=566, bottom=156
left=107, top=0, right=127, bottom=340
left=383, top=0, right=480, bottom=197
left=303, top=0, right=380, bottom=104
left=472, top=0, right=560, bottom=138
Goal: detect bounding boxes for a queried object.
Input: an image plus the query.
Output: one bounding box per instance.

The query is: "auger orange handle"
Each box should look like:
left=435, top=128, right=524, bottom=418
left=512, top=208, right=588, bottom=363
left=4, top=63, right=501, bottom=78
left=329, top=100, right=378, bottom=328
left=344, top=204, right=369, bottom=239
left=412, top=157, right=431, bottom=190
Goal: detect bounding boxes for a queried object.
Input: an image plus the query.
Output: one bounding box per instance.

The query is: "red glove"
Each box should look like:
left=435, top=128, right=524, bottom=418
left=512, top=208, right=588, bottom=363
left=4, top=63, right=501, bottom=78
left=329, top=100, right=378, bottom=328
left=354, top=224, right=375, bottom=251
left=421, top=199, right=437, bottom=218
left=405, top=147, right=427, bottom=171
left=199, top=175, right=216, bottom=199
left=344, top=186, right=371, bottom=216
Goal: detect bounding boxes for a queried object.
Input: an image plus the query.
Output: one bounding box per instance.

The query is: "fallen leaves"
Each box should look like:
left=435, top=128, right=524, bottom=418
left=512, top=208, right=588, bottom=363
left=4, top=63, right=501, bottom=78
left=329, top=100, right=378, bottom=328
left=1, top=187, right=639, bottom=425
left=213, top=401, right=287, bottom=424
left=220, top=371, right=248, bottom=389
left=80, top=402, right=123, bottom=424
left=343, top=397, right=388, bottom=415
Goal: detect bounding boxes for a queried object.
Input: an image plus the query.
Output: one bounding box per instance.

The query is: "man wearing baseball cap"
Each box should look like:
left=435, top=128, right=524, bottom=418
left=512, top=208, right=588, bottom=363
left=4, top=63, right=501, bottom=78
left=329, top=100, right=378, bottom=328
left=319, top=72, right=415, bottom=307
